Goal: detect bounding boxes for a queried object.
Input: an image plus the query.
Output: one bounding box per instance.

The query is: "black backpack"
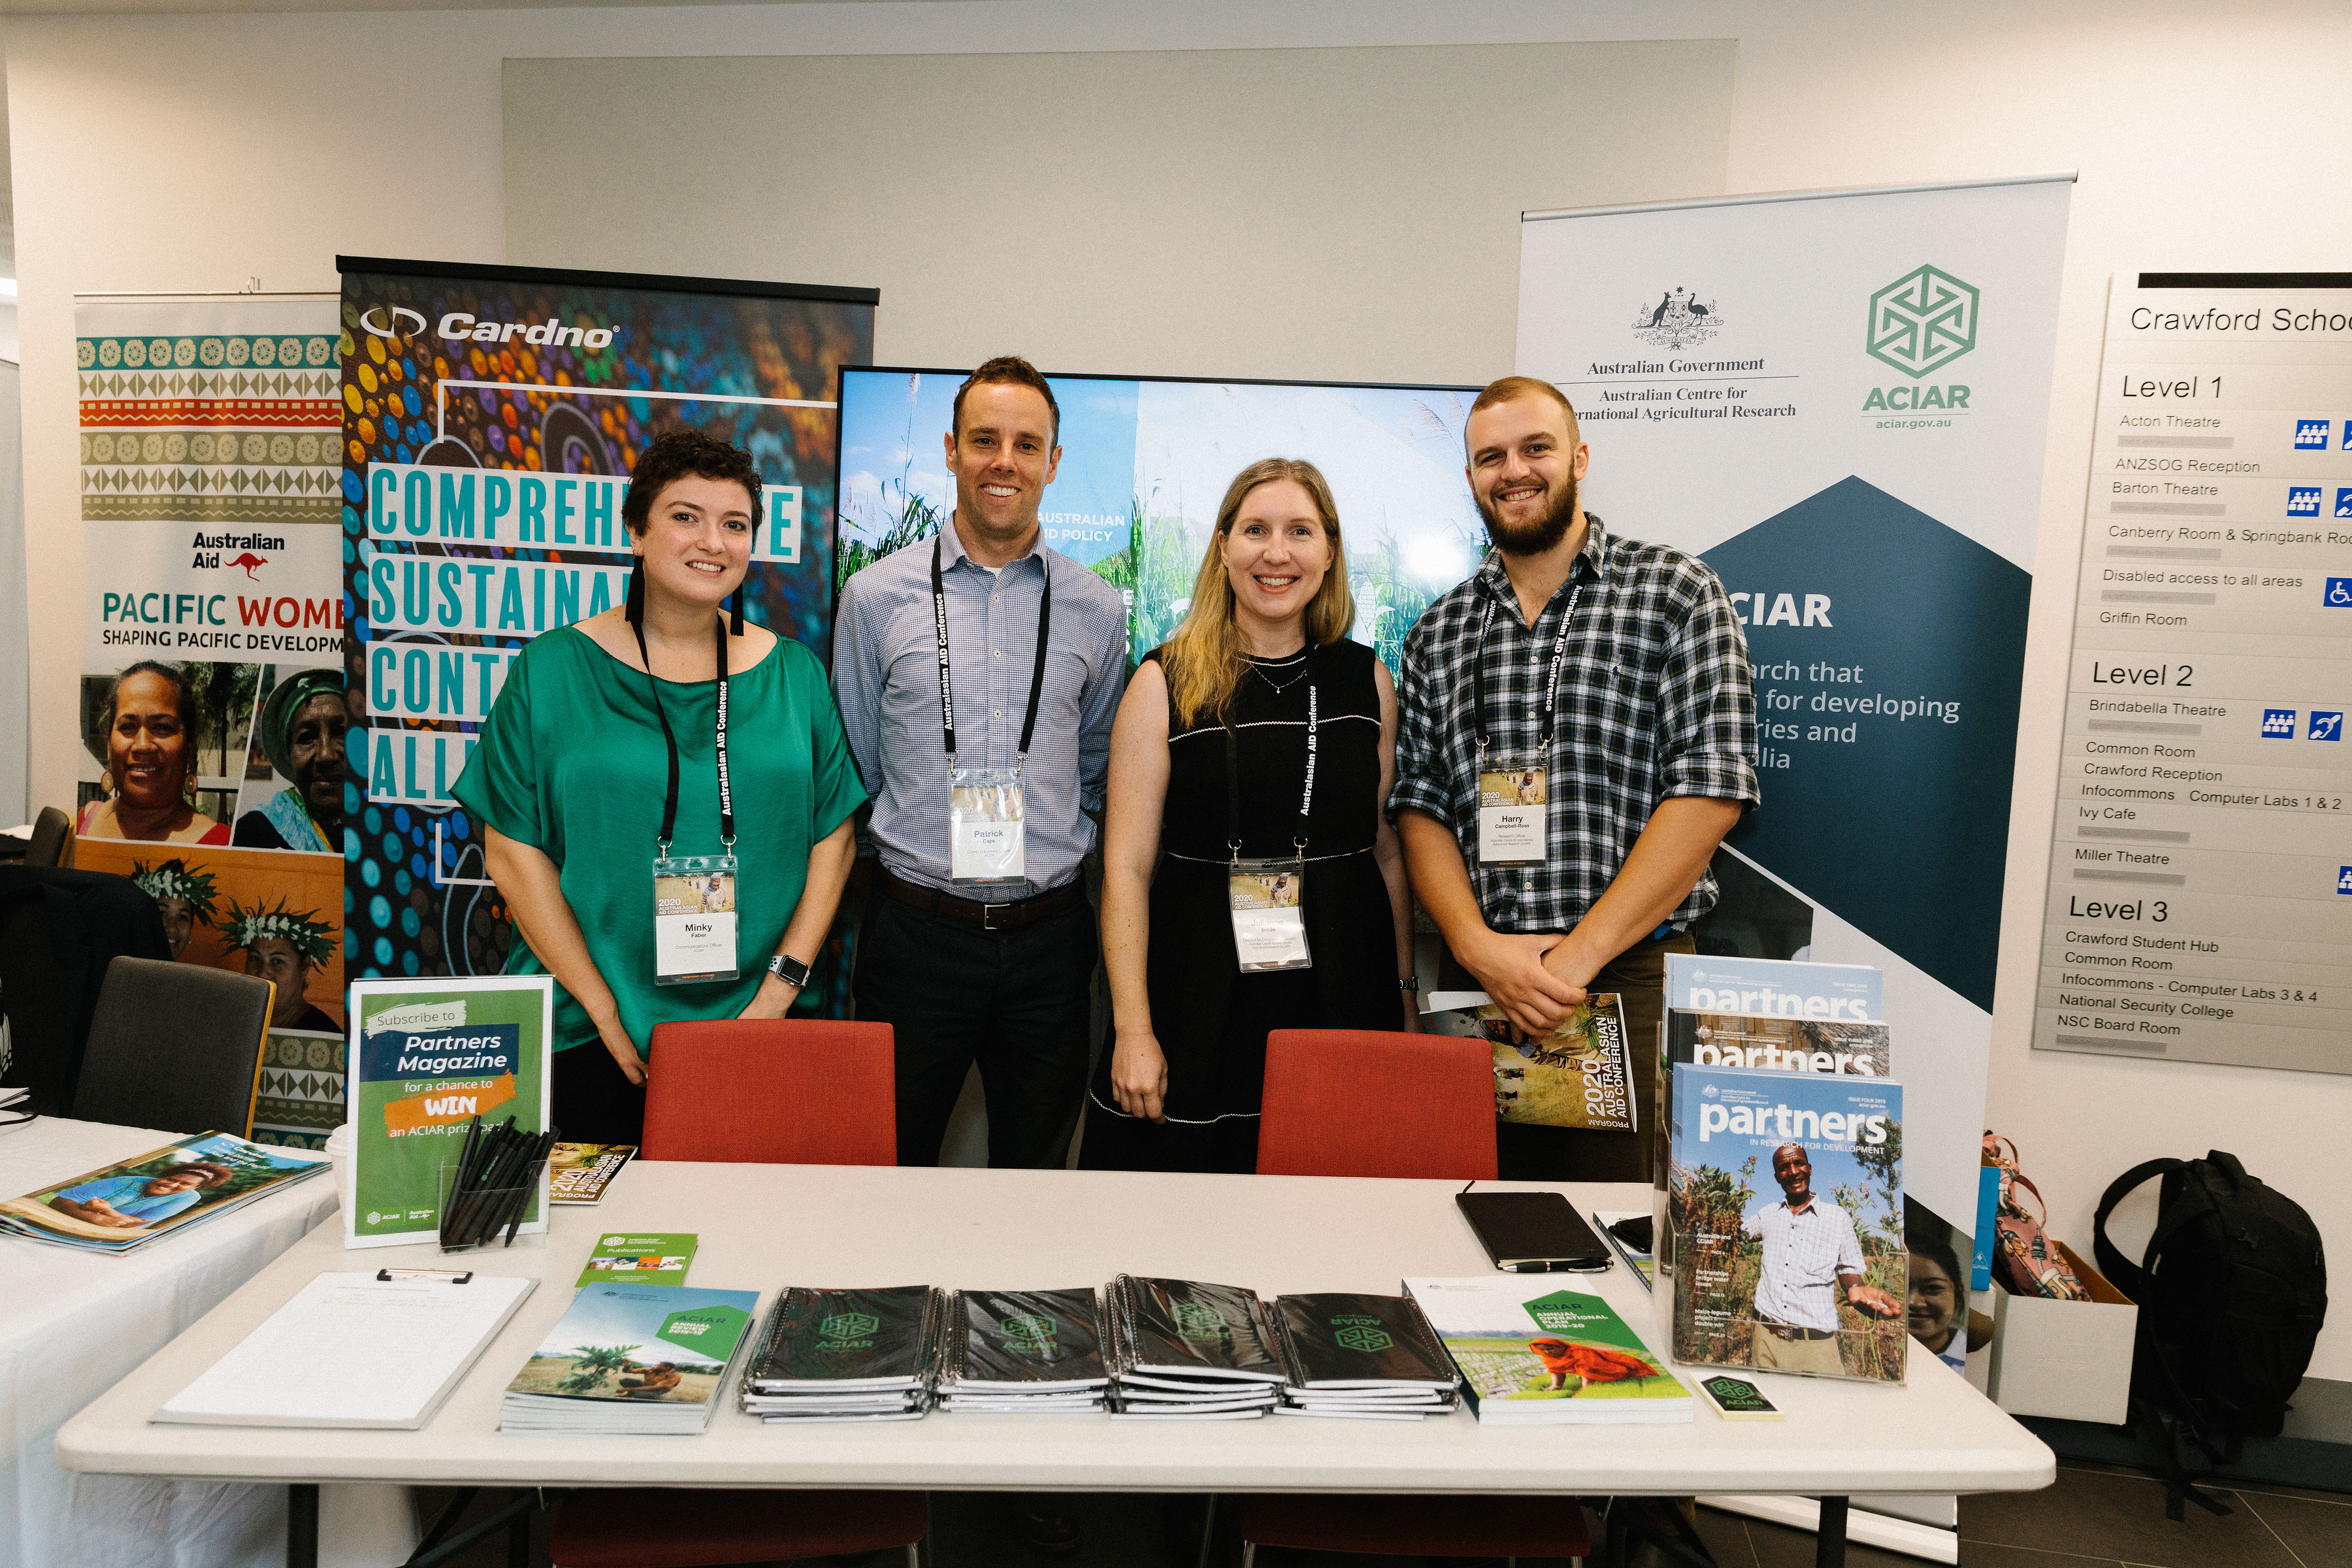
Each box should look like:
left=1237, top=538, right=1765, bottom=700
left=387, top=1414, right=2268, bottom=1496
left=2093, top=1151, right=2327, bottom=1520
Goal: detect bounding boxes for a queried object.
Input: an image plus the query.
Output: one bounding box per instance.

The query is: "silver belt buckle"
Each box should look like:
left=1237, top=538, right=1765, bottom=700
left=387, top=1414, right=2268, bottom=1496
left=981, top=901, right=1011, bottom=931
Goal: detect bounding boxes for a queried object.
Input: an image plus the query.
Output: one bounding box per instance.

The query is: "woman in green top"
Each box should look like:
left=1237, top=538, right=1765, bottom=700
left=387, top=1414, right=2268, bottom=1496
left=455, top=431, right=866, bottom=1144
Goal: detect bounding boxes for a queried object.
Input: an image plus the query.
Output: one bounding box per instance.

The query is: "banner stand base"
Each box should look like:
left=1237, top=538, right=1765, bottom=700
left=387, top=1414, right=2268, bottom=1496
left=1699, top=1495, right=1959, bottom=1564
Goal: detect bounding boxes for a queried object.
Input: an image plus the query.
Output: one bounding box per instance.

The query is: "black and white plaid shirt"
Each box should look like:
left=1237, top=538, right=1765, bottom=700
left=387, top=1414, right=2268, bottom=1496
left=1389, top=514, right=1759, bottom=934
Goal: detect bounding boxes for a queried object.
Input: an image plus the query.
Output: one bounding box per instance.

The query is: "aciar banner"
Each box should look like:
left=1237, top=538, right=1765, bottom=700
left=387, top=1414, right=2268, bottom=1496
left=74, top=297, right=350, bottom=1147
left=1515, top=176, right=2071, bottom=1288
left=336, top=259, right=875, bottom=1000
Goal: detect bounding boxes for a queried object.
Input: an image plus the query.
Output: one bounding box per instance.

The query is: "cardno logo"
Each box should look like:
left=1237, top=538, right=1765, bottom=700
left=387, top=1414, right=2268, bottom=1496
left=1866, top=265, right=1979, bottom=379
left=358, top=305, right=427, bottom=340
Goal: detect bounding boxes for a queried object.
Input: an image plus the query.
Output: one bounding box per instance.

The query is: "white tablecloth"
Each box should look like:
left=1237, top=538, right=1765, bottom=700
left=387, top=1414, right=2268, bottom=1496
left=0, top=1116, right=338, bottom=1568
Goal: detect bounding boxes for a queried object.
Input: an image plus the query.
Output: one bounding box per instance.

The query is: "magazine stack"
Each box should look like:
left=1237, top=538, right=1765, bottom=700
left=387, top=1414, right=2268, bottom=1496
left=1268, top=1293, right=1460, bottom=1420
left=0, top=1132, right=326, bottom=1254
left=738, top=1286, right=945, bottom=1422
left=1403, top=1277, right=1692, bottom=1426
left=500, top=1282, right=760, bottom=1435
left=936, top=1288, right=1111, bottom=1413
left=1104, top=1276, right=1286, bottom=1419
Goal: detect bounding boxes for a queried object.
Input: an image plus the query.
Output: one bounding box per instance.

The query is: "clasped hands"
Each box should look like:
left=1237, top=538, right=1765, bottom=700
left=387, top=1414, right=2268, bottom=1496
left=1462, top=926, right=1602, bottom=1040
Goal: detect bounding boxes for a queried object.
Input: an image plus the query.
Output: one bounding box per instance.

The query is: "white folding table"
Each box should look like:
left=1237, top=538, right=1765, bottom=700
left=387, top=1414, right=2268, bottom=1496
left=56, top=1164, right=2053, bottom=1565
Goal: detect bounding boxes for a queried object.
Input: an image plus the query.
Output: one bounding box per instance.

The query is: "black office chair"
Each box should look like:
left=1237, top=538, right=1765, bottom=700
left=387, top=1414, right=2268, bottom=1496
left=71, top=956, right=274, bottom=1137
left=0, top=866, right=174, bottom=1115
left=25, top=807, right=73, bottom=870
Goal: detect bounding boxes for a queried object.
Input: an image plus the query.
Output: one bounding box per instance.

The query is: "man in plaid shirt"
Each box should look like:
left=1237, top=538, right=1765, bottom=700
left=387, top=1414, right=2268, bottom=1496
left=1392, top=376, right=1759, bottom=1181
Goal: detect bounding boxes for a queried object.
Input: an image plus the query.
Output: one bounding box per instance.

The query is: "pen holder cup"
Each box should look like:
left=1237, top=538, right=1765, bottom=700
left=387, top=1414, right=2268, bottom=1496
left=437, top=1159, right=547, bottom=1253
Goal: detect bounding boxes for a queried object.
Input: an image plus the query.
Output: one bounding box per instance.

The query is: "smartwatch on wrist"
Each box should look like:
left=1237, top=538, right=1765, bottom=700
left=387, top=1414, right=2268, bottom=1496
left=767, top=953, right=811, bottom=989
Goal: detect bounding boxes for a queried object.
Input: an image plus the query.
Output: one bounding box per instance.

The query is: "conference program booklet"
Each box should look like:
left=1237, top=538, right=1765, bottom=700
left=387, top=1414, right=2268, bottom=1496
left=576, top=1231, right=697, bottom=1288
left=0, top=1132, right=327, bottom=1253
left=1667, top=1063, right=1908, bottom=1384
left=1419, top=991, right=1637, bottom=1132
left=547, top=1143, right=637, bottom=1204
left=501, top=1282, right=759, bottom=1434
left=1403, top=1276, right=1690, bottom=1424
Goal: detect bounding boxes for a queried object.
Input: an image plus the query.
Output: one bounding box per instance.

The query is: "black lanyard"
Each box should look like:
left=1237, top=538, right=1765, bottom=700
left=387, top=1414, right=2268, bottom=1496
left=633, top=615, right=731, bottom=854
left=1226, top=652, right=1317, bottom=857
left=1472, top=578, right=1584, bottom=755
left=932, top=531, right=1051, bottom=768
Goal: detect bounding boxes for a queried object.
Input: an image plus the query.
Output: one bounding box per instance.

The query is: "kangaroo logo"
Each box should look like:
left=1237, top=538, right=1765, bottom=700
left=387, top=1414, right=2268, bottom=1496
left=228, top=551, right=268, bottom=580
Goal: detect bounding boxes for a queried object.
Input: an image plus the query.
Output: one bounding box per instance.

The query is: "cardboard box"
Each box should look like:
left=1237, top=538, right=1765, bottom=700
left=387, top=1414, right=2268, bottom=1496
left=1987, top=1239, right=2138, bottom=1424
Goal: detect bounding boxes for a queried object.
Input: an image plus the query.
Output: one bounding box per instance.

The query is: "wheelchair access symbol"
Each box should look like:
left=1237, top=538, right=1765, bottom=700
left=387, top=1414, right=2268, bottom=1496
left=2327, top=578, right=2352, bottom=608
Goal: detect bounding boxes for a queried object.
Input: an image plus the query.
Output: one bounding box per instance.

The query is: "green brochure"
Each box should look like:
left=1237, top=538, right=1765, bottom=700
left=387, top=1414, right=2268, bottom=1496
left=578, top=1232, right=699, bottom=1288
left=344, top=977, right=553, bottom=1249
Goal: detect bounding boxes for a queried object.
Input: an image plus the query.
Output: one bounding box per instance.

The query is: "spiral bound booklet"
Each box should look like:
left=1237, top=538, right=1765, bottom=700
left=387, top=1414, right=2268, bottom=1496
left=739, top=1285, right=944, bottom=1421
left=938, top=1288, right=1109, bottom=1411
left=1106, top=1276, right=1284, bottom=1418
left=1269, top=1292, right=1460, bottom=1420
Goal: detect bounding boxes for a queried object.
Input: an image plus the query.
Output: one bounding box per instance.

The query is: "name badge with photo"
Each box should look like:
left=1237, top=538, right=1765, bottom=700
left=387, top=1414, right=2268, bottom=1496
left=1228, top=857, right=1312, bottom=972
left=949, top=771, right=1027, bottom=884
left=1477, top=762, right=1548, bottom=864
left=652, top=853, right=740, bottom=985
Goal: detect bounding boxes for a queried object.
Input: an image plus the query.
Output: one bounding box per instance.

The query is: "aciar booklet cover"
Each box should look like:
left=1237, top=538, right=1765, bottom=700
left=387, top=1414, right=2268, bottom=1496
left=1402, top=1276, right=1690, bottom=1424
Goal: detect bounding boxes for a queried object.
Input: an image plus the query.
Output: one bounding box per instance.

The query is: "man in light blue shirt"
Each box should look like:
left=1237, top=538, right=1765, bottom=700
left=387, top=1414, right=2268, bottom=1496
left=47, top=1160, right=233, bottom=1229
left=832, top=357, right=1128, bottom=1172
left=1741, top=1143, right=1901, bottom=1373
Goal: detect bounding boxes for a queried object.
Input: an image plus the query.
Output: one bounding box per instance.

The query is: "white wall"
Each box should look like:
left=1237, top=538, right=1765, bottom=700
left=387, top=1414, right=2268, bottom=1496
left=10, top=0, right=2350, bottom=1376
left=503, top=42, right=1732, bottom=385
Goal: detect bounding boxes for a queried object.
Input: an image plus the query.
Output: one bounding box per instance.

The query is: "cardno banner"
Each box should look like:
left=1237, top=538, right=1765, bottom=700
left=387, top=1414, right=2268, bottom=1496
left=1516, top=175, right=2070, bottom=1260
left=337, top=259, right=874, bottom=996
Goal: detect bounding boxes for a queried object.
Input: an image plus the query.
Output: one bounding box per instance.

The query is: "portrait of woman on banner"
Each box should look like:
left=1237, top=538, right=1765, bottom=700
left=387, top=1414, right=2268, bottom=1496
left=231, top=666, right=350, bottom=854
left=455, top=429, right=865, bottom=1147
left=77, top=661, right=231, bottom=845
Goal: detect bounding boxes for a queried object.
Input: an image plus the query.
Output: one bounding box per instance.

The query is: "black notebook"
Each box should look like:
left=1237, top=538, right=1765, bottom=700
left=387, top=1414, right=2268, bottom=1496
left=943, top=1288, right=1108, bottom=1391
left=1107, top=1276, right=1286, bottom=1383
left=1270, top=1293, right=1457, bottom=1390
left=742, top=1286, right=943, bottom=1392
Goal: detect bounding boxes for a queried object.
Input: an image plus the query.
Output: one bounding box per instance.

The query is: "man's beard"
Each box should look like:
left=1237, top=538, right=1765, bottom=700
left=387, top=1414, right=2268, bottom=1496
left=1477, top=472, right=1578, bottom=557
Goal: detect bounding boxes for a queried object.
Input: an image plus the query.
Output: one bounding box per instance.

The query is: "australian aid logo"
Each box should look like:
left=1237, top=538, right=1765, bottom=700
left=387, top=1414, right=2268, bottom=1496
left=1861, top=264, right=1978, bottom=418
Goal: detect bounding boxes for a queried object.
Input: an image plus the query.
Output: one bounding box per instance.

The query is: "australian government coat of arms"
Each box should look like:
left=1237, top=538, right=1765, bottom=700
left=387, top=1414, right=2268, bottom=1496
left=1630, top=287, right=1722, bottom=350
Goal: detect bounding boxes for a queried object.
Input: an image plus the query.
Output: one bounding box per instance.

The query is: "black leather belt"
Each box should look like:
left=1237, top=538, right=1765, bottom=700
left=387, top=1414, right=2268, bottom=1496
left=1757, top=1318, right=1835, bottom=1341
left=875, top=866, right=1088, bottom=932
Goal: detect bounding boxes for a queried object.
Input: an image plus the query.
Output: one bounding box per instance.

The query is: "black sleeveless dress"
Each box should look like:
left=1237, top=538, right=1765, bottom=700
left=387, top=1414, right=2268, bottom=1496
left=1081, top=638, right=1398, bottom=1174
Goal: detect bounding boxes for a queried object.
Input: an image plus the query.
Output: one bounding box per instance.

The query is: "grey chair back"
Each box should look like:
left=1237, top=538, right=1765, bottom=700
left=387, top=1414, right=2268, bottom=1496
left=26, top=807, right=73, bottom=870
left=71, top=956, right=273, bottom=1138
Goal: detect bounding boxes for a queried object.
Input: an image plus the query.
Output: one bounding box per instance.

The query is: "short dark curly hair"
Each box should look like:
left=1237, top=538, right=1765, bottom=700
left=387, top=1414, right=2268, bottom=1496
left=102, top=661, right=204, bottom=752
left=621, top=429, right=764, bottom=537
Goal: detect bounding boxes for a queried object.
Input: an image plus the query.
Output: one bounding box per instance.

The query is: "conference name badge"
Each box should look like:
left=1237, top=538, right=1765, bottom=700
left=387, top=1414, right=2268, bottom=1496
left=1228, top=857, right=1312, bottom=972
left=1477, top=763, right=1547, bottom=864
left=949, top=770, right=1026, bottom=884
left=651, top=853, right=740, bottom=985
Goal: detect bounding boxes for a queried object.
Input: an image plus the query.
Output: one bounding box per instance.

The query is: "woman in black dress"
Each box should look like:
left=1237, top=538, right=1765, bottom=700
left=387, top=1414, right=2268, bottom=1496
left=1082, top=457, right=1416, bottom=1174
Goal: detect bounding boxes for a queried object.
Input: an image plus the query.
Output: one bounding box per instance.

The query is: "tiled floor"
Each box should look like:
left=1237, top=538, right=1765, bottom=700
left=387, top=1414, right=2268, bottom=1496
left=425, top=1462, right=2352, bottom=1567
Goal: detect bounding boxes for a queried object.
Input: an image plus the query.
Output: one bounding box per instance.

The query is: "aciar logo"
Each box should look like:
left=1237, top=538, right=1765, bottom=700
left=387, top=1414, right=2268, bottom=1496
left=820, top=1312, right=879, bottom=1339
left=1000, top=1313, right=1056, bottom=1350
left=1334, top=1324, right=1393, bottom=1354
left=1863, top=264, right=1978, bottom=415
left=1174, top=1302, right=1228, bottom=1342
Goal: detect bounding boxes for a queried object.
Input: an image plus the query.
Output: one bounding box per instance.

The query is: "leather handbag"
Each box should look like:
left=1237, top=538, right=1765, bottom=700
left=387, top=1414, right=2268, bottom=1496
left=1984, top=1132, right=2089, bottom=1301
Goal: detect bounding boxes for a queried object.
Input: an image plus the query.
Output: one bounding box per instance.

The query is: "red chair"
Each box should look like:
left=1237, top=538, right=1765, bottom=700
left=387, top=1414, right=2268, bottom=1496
left=553, top=1018, right=916, bottom=1567
left=1243, top=1031, right=1584, bottom=1565
left=1254, top=1028, right=1496, bottom=1180
left=1237, top=1494, right=1588, bottom=1567
left=551, top=1489, right=927, bottom=1568
left=642, top=1019, right=896, bottom=1164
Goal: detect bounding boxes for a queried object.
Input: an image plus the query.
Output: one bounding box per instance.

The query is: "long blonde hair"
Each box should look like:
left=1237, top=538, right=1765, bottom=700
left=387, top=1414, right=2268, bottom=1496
left=1162, top=457, right=1354, bottom=728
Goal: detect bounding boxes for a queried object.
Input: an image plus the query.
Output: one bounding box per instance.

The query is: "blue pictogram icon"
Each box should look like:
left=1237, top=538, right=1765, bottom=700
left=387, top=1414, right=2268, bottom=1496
left=2311, top=711, right=2345, bottom=742
left=2289, top=487, right=2322, bottom=516
left=2261, top=708, right=2298, bottom=738
left=2340, top=866, right=2352, bottom=895
left=2296, top=418, right=2332, bottom=449
left=2338, top=489, right=2352, bottom=519
left=2327, top=578, right=2352, bottom=608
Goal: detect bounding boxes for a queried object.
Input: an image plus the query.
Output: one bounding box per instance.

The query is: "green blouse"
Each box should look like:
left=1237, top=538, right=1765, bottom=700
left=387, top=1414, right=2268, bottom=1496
left=453, top=625, right=866, bottom=1058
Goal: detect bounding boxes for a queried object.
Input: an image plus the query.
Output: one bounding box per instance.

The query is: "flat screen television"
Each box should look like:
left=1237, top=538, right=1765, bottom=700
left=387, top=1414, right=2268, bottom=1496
left=832, top=367, right=1488, bottom=672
